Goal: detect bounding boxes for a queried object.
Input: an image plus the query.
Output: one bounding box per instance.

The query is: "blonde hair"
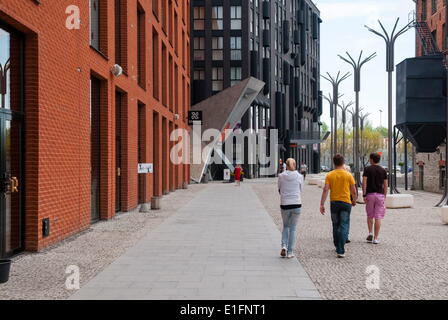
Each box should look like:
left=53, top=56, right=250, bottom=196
left=285, top=158, right=296, bottom=171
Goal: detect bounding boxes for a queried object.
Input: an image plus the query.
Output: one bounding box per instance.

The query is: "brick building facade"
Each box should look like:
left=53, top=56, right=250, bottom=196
left=413, top=0, right=446, bottom=193
left=0, top=0, right=190, bottom=257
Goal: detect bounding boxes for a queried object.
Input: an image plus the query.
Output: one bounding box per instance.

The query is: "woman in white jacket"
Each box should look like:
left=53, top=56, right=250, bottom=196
left=278, top=158, right=304, bottom=258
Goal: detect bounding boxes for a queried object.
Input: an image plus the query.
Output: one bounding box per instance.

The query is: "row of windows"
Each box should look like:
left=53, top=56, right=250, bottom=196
left=89, top=0, right=190, bottom=102
left=193, top=6, right=242, bottom=30
left=194, top=67, right=242, bottom=91
left=193, top=37, right=242, bottom=61
left=421, top=0, right=440, bottom=20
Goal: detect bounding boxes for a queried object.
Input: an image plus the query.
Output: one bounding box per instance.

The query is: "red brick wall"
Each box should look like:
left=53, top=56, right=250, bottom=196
left=0, top=0, right=190, bottom=252
left=416, top=0, right=447, bottom=56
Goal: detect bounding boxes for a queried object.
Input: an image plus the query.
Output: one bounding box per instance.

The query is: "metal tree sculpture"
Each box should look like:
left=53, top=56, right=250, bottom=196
left=324, top=92, right=343, bottom=168
left=338, top=100, right=354, bottom=159
left=348, top=107, right=364, bottom=168
left=360, top=112, right=371, bottom=169
left=365, top=18, right=412, bottom=194
left=321, top=72, right=351, bottom=156
left=339, top=51, right=376, bottom=186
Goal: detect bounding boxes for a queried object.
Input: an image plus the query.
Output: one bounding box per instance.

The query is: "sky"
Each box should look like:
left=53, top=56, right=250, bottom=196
left=313, top=0, right=416, bottom=129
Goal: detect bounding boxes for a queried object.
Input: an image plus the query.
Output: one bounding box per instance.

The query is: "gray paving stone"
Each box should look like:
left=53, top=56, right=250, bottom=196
left=70, top=183, right=320, bottom=300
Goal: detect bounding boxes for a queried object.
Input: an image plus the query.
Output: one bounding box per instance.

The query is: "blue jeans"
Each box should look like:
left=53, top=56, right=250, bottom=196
left=330, top=201, right=352, bottom=255
left=281, top=208, right=301, bottom=254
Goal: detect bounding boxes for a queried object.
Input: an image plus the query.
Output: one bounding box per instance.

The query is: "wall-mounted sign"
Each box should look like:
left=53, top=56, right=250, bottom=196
left=188, top=111, right=203, bottom=125
left=138, top=163, right=153, bottom=174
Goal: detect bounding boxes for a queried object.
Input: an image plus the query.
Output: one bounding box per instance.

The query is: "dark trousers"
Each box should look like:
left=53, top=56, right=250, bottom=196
left=330, top=201, right=352, bottom=255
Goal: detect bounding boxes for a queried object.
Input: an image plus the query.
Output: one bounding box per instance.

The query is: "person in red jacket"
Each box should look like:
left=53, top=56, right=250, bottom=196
left=234, top=164, right=242, bottom=186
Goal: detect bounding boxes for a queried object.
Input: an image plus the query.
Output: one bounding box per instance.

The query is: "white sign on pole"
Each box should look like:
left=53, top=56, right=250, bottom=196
left=223, top=169, right=231, bottom=181
left=138, top=163, right=153, bottom=174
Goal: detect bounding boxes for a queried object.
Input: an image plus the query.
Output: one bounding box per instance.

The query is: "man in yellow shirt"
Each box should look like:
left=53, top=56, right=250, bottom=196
left=320, top=154, right=357, bottom=258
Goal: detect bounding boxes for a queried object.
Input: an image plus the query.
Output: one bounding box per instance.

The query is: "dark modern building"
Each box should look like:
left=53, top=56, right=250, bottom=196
left=191, top=0, right=322, bottom=179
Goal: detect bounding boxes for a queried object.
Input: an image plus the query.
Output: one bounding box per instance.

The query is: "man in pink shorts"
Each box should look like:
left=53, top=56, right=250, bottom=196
left=362, top=153, right=388, bottom=244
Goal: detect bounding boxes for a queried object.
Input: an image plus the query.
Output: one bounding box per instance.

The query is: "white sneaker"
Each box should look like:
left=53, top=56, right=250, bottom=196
left=337, top=253, right=345, bottom=258
left=373, top=239, right=380, bottom=244
left=287, top=253, right=295, bottom=259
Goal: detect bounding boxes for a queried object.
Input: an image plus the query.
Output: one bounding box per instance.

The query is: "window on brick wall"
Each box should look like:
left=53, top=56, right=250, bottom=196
left=174, top=12, right=179, bottom=55
left=182, top=31, right=186, bottom=67
left=162, top=0, right=167, bottom=32
left=152, top=0, right=159, bottom=18
left=422, top=0, right=427, bottom=20
left=90, top=0, right=107, bottom=53
left=186, top=41, right=190, bottom=71
left=162, top=44, right=168, bottom=106
left=137, top=5, right=146, bottom=88
left=169, top=55, right=174, bottom=111
left=168, top=0, right=173, bottom=44
left=174, top=65, right=179, bottom=114
left=432, top=0, right=437, bottom=15
left=153, top=29, right=159, bottom=100
left=182, top=75, right=187, bottom=117
left=115, top=0, right=127, bottom=70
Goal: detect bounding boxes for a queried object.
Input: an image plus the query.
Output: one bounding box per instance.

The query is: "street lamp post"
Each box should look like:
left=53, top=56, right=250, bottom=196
left=365, top=18, right=412, bottom=194
left=322, top=72, right=351, bottom=156
left=347, top=107, right=363, bottom=168
left=338, top=101, right=354, bottom=159
left=339, top=51, right=376, bottom=186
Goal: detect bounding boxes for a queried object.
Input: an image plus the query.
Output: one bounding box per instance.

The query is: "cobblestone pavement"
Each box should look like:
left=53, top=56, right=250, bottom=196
left=70, top=183, right=320, bottom=300
left=0, top=184, right=206, bottom=300
left=251, top=177, right=448, bottom=300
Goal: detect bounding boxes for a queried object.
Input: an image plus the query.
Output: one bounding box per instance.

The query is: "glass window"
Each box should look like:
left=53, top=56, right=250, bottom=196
left=212, top=6, right=223, bottom=30
left=90, top=0, right=100, bottom=49
left=212, top=67, right=223, bottom=91
left=0, top=27, right=10, bottom=110
left=194, top=68, right=205, bottom=80
left=231, top=6, right=242, bottom=30
left=212, top=37, right=224, bottom=60
left=422, top=0, right=427, bottom=20
left=230, top=37, right=242, bottom=60
left=230, top=67, right=242, bottom=86
left=193, top=37, right=205, bottom=60
left=432, top=0, right=437, bottom=15
left=255, top=12, right=259, bottom=36
left=249, top=9, right=253, bottom=33
left=193, top=7, right=205, bottom=30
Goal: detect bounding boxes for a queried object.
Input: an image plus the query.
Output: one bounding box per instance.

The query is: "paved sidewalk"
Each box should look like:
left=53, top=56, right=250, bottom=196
left=70, top=183, right=320, bottom=300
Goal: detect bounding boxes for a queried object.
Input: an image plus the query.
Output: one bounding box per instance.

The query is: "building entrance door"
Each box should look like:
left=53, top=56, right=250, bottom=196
left=0, top=26, right=23, bottom=257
